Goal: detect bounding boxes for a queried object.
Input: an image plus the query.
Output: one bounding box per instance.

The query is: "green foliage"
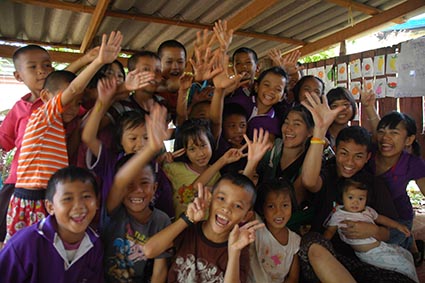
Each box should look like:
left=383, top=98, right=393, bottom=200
left=300, top=49, right=337, bottom=63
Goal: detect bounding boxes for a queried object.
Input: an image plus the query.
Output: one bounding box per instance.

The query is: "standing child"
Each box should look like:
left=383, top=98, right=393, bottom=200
left=6, top=31, right=123, bottom=241
left=249, top=179, right=300, bottom=283
left=143, top=174, right=265, bottom=282
left=324, top=176, right=418, bottom=282
left=0, top=45, right=54, bottom=246
left=0, top=166, right=103, bottom=283
left=103, top=104, right=171, bottom=283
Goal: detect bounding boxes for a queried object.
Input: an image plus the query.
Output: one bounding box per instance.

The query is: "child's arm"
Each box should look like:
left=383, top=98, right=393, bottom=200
left=323, top=225, right=338, bottom=240
left=151, top=258, right=168, bottom=283
left=224, top=220, right=264, bottom=283
left=143, top=184, right=210, bottom=258
left=360, top=89, right=380, bottom=135
left=65, top=47, right=100, bottom=73
left=81, top=77, right=117, bottom=157
left=61, top=31, right=122, bottom=107
left=175, top=73, right=193, bottom=126
left=284, top=254, right=300, bottom=283
left=106, top=103, right=168, bottom=213
left=375, top=214, right=411, bottom=237
left=242, top=128, right=272, bottom=182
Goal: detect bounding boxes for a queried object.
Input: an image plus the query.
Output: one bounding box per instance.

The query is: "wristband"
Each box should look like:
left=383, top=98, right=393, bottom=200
left=180, top=212, right=194, bottom=226
left=310, top=137, right=326, bottom=145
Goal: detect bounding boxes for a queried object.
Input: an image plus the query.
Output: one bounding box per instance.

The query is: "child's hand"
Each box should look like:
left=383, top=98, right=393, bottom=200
left=360, top=89, right=376, bottom=108
left=156, top=148, right=185, bottom=164
left=145, top=103, right=168, bottom=153
left=228, top=220, right=265, bottom=252
left=179, top=72, right=194, bottom=91
left=186, top=183, right=211, bottom=223
left=97, top=77, right=117, bottom=103
left=243, top=128, right=272, bottom=163
left=268, top=49, right=301, bottom=75
left=190, top=47, right=223, bottom=82
left=84, top=46, right=100, bottom=63
left=212, top=55, right=244, bottom=90
left=222, top=147, right=247, bottom=164
left=97, top=31, right=123, bottom=65
left=213, top=19, right=233, bottom=52
left=396, top=223, right=411, bottom=238
left=125, top=69, right=156, bottom=91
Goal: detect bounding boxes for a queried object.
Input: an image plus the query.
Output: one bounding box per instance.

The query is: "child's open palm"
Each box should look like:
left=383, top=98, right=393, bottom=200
left=98, top=31, right=123, bottom=65
left=97, top=77, right=117, bottom=103
left=228, top=220, right=265, bottom=252
left=146, top=103, right=169, bottom=152
left=244, top=128, right=272, bottom=163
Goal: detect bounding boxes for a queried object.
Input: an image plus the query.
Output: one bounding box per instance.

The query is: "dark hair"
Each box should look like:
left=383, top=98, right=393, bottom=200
left=254, top=178, right=296, bottom=216
left=336, top=126, right=372, bottom=152
left=232, top=47, right=258, bottom=65
left=377, top=111, right=419, bottom=156
left=326, top=87, right=357, bottom=121
left=115, top=110, right=147, bottom=153
left=223, top=103, right=248, bottom=122
left=174, top=119, right=215, bottom=163
left=12, top=44, right=50, bottom=68
left=283, top=104, right=314, bottom=131
left=292, top=75, right=325, bottom=103
left=157, top=40, right=187, bottom=59
left=128, top=51, right=160, bottom=71
left=257, top=66, right=288, bottom=85
left=46, top=166, right=98, bottom=202
left=115, top=153, right=156, bottom=181
left=189, top=100, right=211, bottom=119
left=337, top=173, right=370, bottom=204
left=212, top=173, right=256, bottom=206
left=43, top=70, right=76, bottom=94
left=88, top=60, right=125, bottom=89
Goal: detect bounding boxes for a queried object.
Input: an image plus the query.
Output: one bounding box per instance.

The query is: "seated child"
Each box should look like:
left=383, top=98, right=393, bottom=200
left=103, top=103, right=171, bottom=283
left=143, top=173, right=265, bottom=282
left=249, top=179, right=300, bottom=283
left=324, top=176, right=418, bottom=283
left=0, top=166, right=103, bottom=283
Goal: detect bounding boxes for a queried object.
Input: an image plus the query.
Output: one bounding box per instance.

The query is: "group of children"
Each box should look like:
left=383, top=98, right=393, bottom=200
left=0, top=20, right=423, bottom=283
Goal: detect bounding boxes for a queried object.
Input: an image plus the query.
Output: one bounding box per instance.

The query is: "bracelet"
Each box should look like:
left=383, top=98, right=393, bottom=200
left=180, top=212, right=194, bottom=226
left=310, top=137, right=326, bottom=145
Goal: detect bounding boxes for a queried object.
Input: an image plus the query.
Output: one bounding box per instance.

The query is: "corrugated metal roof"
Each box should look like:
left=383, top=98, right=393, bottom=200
left=1, top=0, right=425, bottom=60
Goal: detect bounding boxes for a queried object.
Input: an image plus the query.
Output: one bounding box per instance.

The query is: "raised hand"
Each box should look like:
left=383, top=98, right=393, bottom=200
left=228, top=220, right=264, bottom=251
left=186, top=183, right=211, bottom=223
left=125, top=69, right=156, bottom=91
left=84, top=46, right=100, bottom=63
left=213, top=19, right=233, bottom=52
left=244, top=128, right=272, bottom=163
left=179, top=72, right=194, bottom=91
left=222, top=147, right=247, bottom=164
left=212, top=54, right=244, bottom=90
left=145, top=103, right=168, bottom=152
left=360, top=88, right=376, bottom=108
left=268, top=48, right=301, bottom=75
left=190, top=46, right=223, bottom=82
left=97, top=31, right=123, bottom=64
left=97, top=77, right=117, bottom=104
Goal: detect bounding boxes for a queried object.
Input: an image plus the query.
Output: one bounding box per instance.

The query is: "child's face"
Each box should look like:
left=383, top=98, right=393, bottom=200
left=14, top=49, right=54, bottom=97
left=160, top=47, right=186, bottom=79
left=223, top=114, right=247, bottom=148
left=233, top=52, right=257, bottom=82
left=189, top=103, right=210, bottom=120
left=121, top=124, right=148, bottom=154
left=335, top=140, right=370, bottom=178
left=185, top=134, right=212, bottom=171
left=207, top=179, right=253, bottom=236
left=281, top=111, right=312, bottom=148
left=45, top=180, right=98, bottom=243
left=343, top=186, right=367, bottom=213
left=135, top=56, right=162, bottom=94
left=376, top=122, right=414, bottom=159
left=123, top=166, right=156, bottom=219
left=298, top=77, right=323, bottom=102
left=263, top=191, right=292, bottom=232
left=330, top=99, right=353, bottom=125
left=105, top=63, right=125, bottom=85
left=256, top=73, right=286, bottom=109
left=62, top=95, right=82, bottom=123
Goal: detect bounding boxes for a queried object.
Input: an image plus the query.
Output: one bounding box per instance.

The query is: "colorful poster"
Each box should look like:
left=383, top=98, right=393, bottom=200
left=350, top=81, right=361, bottom=100
left=337, top=82, right=347, bottom=88
left=386, top=53, right=398, bottom=75
left=364, top=79, right=374, bottom=91
left=387, top=77, right=398, bottom=97
left=374, top=55, right=385, bottom=76
left=350, top=59, right=362, bottom=79
left=316, top=66, right=325, bottom=81
left=362, top=58, right=374, bottom=77
left=374, top=78, right=386, bottom=98
left=307, top=67, right=316, bottom=77
left=337, top=63, right=347, bottom=81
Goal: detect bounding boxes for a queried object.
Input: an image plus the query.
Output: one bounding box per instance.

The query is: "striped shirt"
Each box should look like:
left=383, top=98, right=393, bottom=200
left=16, top=92, right=68, bottom=189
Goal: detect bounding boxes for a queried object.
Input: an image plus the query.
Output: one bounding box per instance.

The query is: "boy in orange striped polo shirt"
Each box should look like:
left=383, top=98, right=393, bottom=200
left=5, top=31, right=123, bottom=242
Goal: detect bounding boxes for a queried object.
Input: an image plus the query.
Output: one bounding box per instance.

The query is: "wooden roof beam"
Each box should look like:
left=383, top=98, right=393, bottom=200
left=295, top=0, right=425, bottom=56
left=226, top=0, right=279, bottom=30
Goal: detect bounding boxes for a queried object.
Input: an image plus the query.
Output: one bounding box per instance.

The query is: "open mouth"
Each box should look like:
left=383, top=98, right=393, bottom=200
left=130, top=197, right=145, bottom=204
left=216, top=214, right=229, bottom=227
left=71, top=213, right=87, bottom=223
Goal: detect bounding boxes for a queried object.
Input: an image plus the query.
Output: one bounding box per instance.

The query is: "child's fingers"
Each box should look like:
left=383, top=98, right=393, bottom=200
left=239, top=143, right=248, bottom=152
left=197, top=183, right=204, bottom=202
left=172, top=148, right=185, bottom=158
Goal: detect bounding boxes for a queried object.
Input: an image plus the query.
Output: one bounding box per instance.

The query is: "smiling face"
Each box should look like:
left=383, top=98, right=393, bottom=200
left=281, top=111, right=312, bottom=149
left=298, top=77, right=323, bottom=102
left=330, top=99, right=354, bottom=125
left=121, top=124, right=148, bottom=154
left=185, top=133, right=212, bottom=172
left=160, top=47, right=186, bottom=80
left=376, top=122, right=414, bottom=159
left=105, top=62, right=125, bottom=86
left=45, top=180, right=98, bottom=244
left=335, top=140, right=370, bottom=178
left=342, top=186, right=367, bottom=213
left=256, top=73, right=286, bottom=110
left=205, top=179, right=253, bottom=241
left=223, top=114, right=247, bottom=148
left=123, top=165, right=157, bottom=222
left=233, top=52, right=258, bottom=82
left=263, top=191, right=292, bottom=233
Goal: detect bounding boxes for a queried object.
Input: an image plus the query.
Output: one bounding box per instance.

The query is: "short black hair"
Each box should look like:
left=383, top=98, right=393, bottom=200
left=43, top=70, right=76, bottom=94
left=337, top=173, right=370, bottom=204
left=12, top=44, right=50, bottom=68
left=46, top=166, right=98, bottom=202
left=256, top=66, right=288, bottom=94
left=283, top=104, right=314, bottom=131
left=115, top=110, right=147, bottom=153
left=88, top=60, right=125, bottom=89
left=128, top=51, right=160, bottom=71
left=336, top=126, right=372, bottom=152
left=115, top=153, right=156, bottom=181
left=212, top=173, right=257, bottom=206
left=326, top=87, right=357, bottom=121
left=255, top=178, right=296, bottom=216
left=223, top=103, right=248, bottom=122
left=292, top=75, right=325, bottom=103
left=157, top=40, right=187, bottom=59
left=232, top=47, right=258, bottom=65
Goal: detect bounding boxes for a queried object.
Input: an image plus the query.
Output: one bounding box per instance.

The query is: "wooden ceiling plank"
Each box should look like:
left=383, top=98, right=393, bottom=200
left=80, top=0, right=111, bottom=53
left=295, top=0, right=425, bottom=56
left=225, top=0, right=279, bottom=30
